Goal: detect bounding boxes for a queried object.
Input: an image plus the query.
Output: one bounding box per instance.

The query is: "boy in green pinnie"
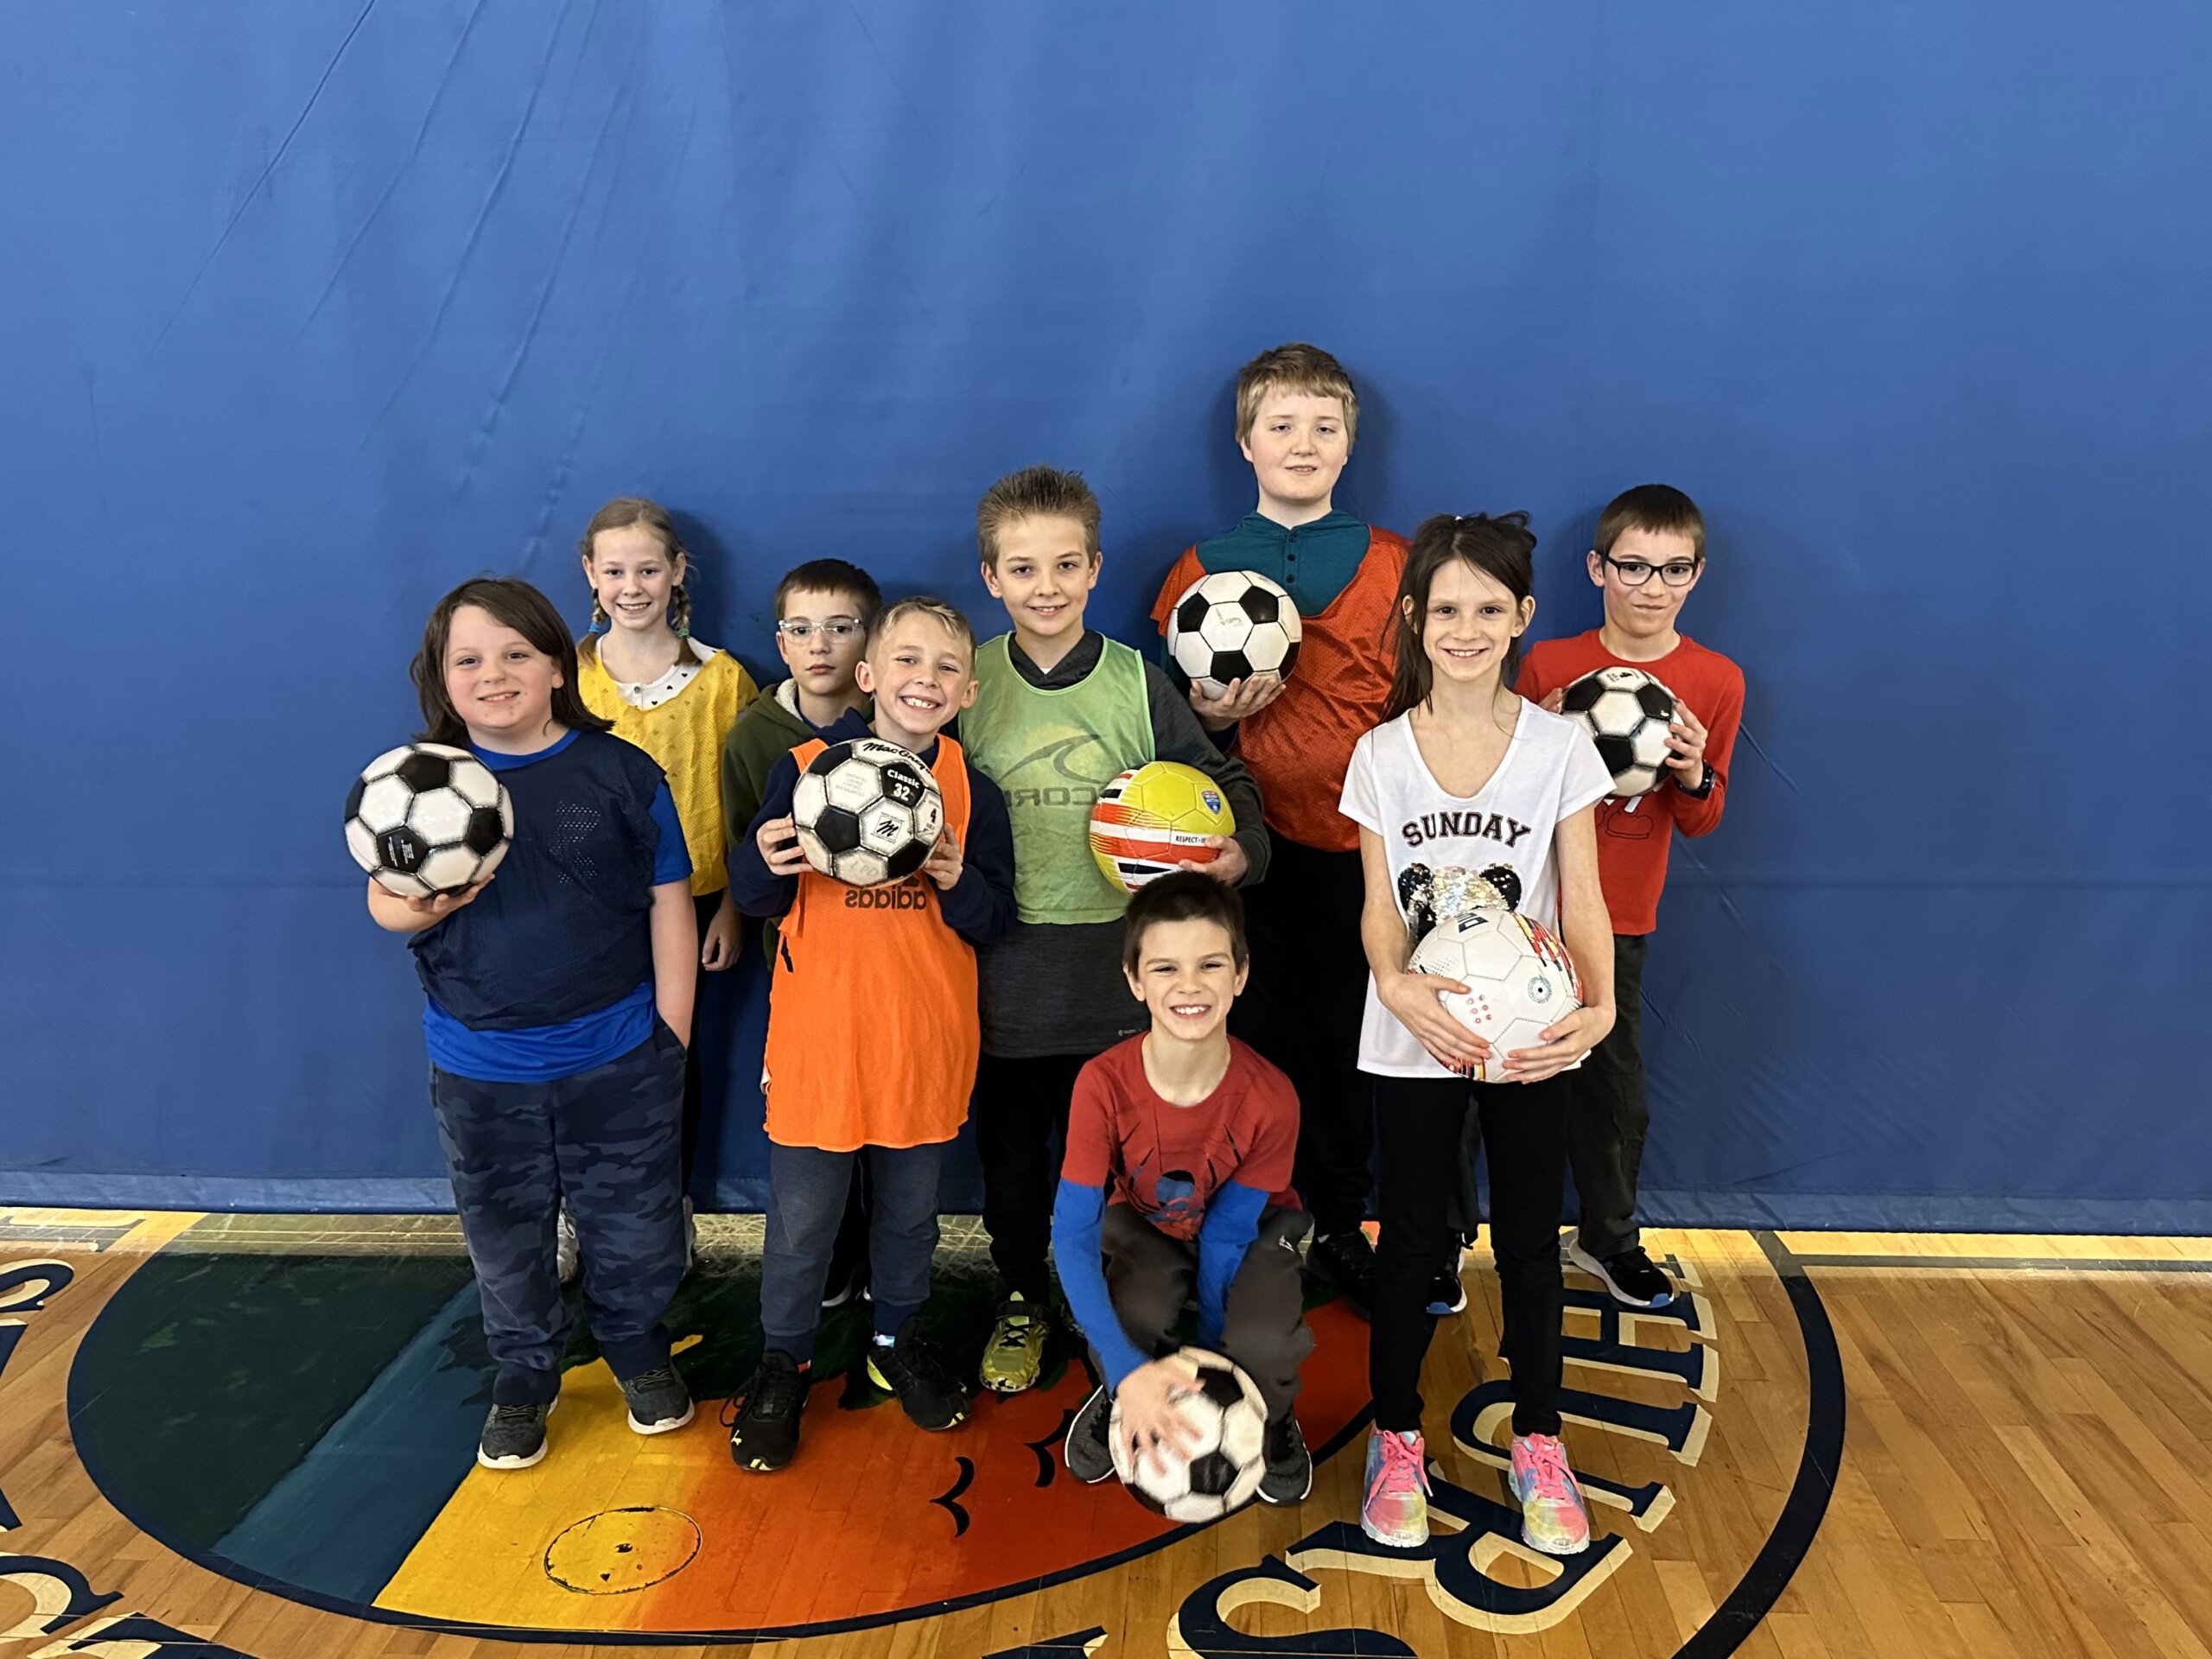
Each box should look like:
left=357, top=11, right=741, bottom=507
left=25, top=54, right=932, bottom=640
left=961, top=466, right=1268, bottom=1394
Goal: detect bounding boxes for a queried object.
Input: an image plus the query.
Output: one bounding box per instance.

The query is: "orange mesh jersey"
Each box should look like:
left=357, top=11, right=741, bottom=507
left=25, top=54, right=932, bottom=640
left=1152, top=527, right=1406, bottom=852
left=760, top=735, right=978, bottom=1151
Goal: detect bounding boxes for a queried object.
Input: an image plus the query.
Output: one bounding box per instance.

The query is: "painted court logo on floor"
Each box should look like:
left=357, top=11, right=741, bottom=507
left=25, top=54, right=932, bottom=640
left=0, top=1221, right=1840, bottom=1655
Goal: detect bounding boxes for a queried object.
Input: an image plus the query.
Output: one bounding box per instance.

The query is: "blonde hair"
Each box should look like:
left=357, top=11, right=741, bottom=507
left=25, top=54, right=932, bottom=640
left=1234, top=342, right=1359, bottom=448
left=975, top=465, right=1102, bottom=569
left=872, top=595, right=976, bottom=659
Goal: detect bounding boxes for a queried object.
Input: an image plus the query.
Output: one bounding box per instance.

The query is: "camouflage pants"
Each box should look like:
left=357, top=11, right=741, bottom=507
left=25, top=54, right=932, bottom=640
left=429, top=1020, right=687, bottom=1404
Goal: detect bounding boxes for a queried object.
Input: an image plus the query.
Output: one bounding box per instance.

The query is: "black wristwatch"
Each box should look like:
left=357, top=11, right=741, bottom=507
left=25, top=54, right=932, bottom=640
left=1675, top=761, right=1714, bottom=800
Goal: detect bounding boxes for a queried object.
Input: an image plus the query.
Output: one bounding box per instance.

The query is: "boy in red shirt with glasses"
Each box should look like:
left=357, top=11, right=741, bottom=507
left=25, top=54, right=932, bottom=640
left=1514, top=485, right=1745, bottom=1311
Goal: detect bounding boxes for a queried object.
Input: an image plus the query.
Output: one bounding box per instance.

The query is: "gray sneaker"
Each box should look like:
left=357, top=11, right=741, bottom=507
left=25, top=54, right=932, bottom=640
left=1258, top=1412, right=1313, bottom=1505
left=620, top=1364, right=695, bottom=1435
left=1065, top=1384, right=1115, bottom=1484
left=478, top=1400, right=553, bottom=1470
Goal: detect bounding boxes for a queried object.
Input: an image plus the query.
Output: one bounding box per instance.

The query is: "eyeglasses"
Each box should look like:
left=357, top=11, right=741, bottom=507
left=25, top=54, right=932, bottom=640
left=773, top=618, right=863, bottom=641
left=1599, top=554, right=1701, bottom=588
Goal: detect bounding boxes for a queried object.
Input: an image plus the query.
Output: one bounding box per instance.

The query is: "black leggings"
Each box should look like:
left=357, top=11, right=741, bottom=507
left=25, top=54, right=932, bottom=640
left=1370, top=1071, right=1569, bottom=1439
left=973, top=1052, right=1089, bottom=1300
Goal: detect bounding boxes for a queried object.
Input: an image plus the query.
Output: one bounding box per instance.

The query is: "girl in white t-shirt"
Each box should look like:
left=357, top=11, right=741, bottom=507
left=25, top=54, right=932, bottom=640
left=1338, top=512, right=1618, bottom=1560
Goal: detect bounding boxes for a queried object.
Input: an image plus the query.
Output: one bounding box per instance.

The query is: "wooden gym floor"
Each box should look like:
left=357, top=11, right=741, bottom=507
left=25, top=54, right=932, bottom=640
left=1, top=1210, right=2208, bottom=1657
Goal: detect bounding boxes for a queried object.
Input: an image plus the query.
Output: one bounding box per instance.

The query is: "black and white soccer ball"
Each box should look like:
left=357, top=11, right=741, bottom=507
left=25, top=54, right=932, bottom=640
left=1166, top=570, right=1302, bottom=695
left=1109, top=1347, right=1268, bottom=1523
left=1560, top=665, right=1678, bottom=797
left=791, top=737, right=944, bottom=887
left=345, top=743, right=512, bottom=897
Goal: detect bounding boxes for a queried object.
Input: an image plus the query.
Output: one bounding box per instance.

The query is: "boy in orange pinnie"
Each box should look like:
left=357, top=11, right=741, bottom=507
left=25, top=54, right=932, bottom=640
left=723, top=599, right=1016, bottom=1471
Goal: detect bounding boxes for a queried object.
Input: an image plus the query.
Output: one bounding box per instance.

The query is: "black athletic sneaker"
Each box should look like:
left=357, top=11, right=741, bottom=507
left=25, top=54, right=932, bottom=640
left=728, top=1350, right=808, bottom=1471
left=1065, top=1384, right=1116, bottom=1484
left=1258, top=1412, right=1313, bottom=1505
left=477, top=1400, right=553, bottom=1470
left=1567, top=1241, right=1675, bottom=1308
left=620, top=1363, right=695, bottom=1435
left=1307, top=1229, right=1377, bottom=1319
left=1427, top=1263, right=1469, bottom=1317
left=866, top=1323, right=970, bottom=1431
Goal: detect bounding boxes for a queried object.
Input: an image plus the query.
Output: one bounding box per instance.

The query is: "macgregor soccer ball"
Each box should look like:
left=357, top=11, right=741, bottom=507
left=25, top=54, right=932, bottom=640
left=1088, top=761, right=1237, bottom=893
left=1166, top=570, right=1301, bottom=696
left=1560, top=665, right=1678, bottom=797
left=345, top=743, right=512, bottom=898
left=791, top=737, right=944, bottom=887
left=1109, top=1348, right=1268, bottom=1523
left=1407, top=906, right=1583, bottom=1083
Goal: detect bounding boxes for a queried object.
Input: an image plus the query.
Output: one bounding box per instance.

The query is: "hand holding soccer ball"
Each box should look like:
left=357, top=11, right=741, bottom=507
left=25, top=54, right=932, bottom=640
left=1088, top=762, right=1238, bottom=893
left=1111, top=1358, right=1204, bottom=1478
left=344, top=743, right=513, bottom=898
left=1662, top=699, right=1710, bottom=788
left=919, top=826, right=963, bottom=891
left=1558, top=666, right=1681, bottom=798
left=790, top=738, right=945, bottom=887
left=1406, top=905, right=1585, bottom=1084
left=1167, top=570, right=1301, bottom=729
left=1108, top=1348, right=1268, bottom=1522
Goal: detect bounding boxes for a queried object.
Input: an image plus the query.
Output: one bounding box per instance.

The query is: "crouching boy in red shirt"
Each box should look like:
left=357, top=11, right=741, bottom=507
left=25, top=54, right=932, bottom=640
left=1051, top=873, right=1314, bottom=1507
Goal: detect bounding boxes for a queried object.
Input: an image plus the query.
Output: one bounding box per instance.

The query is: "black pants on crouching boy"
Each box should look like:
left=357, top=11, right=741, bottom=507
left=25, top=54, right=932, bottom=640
left=1371, top=1071, right=1569, bottom=1439
left=429, top=1020, right=689, bottom=1407
left=1095, top=1203, right=1314, bottom=1423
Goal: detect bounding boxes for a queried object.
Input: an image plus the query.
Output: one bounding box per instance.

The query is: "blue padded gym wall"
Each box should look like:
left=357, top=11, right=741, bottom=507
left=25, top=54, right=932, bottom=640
left=3, top=2, right=2206, bottom=1227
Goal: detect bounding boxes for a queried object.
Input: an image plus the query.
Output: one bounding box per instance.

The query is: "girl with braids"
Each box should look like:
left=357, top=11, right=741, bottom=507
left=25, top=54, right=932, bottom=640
left=576, top=498, right=759, bottom=1249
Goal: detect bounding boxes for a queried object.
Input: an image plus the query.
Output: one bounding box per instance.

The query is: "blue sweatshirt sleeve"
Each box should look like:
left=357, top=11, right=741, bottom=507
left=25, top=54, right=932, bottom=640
left=726, top=754, right=802, bottom=919
left=1193, top=1182, right=1269, bottom=1350
left=936, top=760, right=1017, bottom=947
left=1050, top=1179, right=1151, bottom=1389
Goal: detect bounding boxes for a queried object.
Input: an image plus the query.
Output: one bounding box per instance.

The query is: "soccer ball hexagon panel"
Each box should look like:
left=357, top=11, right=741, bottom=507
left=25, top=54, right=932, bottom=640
left=791, top=738, right=944, bottom=887
left=1166, top=569, right=1302, bottom=695
left=1560, top=664, right=1679, bottom=797
left=343, top=742, right=514, bottom=897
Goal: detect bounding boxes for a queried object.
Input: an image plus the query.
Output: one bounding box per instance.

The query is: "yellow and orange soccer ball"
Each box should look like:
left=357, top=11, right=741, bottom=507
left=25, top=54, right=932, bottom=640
left=1089, top=761, right=1236, bottom=893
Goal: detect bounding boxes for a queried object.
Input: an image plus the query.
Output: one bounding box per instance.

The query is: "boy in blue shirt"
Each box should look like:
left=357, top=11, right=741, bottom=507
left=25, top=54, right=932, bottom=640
left=368, top=578, right=696, bottom=1471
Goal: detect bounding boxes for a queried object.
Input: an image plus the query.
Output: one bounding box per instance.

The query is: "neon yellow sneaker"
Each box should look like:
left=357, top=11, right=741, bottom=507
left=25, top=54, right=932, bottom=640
left=977, top=1292, right=1049, bottom=1394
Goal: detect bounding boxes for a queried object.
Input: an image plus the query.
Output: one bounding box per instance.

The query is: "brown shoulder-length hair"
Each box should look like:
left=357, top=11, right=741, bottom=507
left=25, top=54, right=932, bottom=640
left=410, top=577, right=613, bottom=747
left=1382, top=512, right=1538, bottom=721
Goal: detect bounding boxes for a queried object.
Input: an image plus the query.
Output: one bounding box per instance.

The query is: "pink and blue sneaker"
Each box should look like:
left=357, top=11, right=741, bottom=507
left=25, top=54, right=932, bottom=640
left=1508, top=1433, right=1592, bottom=1555
left=1359, top=1428, right=1432, bottom=1548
